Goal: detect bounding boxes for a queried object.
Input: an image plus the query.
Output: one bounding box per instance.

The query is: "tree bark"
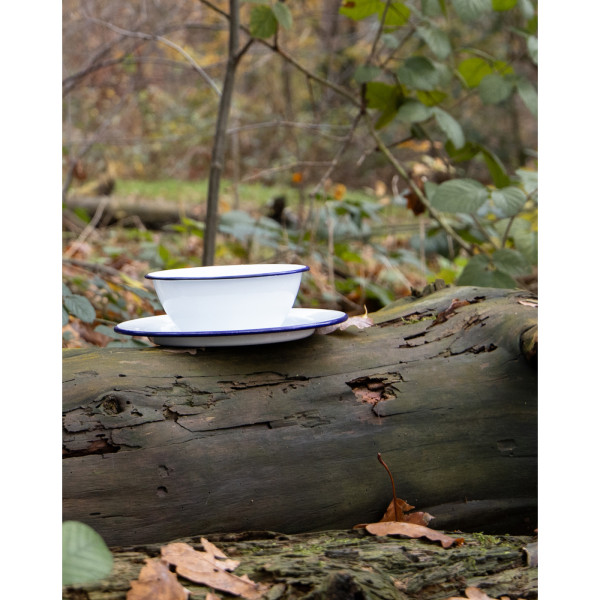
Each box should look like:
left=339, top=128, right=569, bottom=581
left=62, top=529, right=538, bottom=600
left=63, top=285, right=538, bottom=547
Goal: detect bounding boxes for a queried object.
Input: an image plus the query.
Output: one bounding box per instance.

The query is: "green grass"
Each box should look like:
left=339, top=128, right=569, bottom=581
left=115, top=178, right=294, bottom=208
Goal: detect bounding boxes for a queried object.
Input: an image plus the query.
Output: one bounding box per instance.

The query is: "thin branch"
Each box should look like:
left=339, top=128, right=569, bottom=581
left=197, top=0, right=361, bottom=108
left=84, top=16, right=222, bottom=96
left=363, top=114, right=475, bottom=256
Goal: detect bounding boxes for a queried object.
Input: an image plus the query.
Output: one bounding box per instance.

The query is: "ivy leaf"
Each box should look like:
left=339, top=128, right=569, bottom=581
left=249, top=5, right=278, bottom=39
left=431, top=179, right=489, bottom=213
left=451, top=0, right=493, bottom=22
left=457, top=57, right=493, bottom=88
left=416, top=25, right=451, bottom=59
left=478, top=73, right=514, bottom=104
left=272, top=1, right=293, bottom=30
left=63, top=521, right=113, bottom=585
left=433, top=107, right=465, bottom=148
left=456, top=254, right=518, bottom=288
left=63, top=293, right=96, bottom=323
left=491, top=187, right=527, bottom=217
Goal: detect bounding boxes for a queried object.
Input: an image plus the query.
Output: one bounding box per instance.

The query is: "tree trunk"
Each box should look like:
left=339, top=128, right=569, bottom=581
left=62, top=529, right=538, bottom=600
left=63, top=285, right=538, bottom=547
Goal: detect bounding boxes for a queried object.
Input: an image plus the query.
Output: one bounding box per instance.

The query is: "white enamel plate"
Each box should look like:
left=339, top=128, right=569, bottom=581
left=114, top=308, right=347, bottom=348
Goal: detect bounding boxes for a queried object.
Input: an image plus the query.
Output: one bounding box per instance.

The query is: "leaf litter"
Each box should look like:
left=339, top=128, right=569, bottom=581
left=444, top=586, right=528, bottom=600
left=127, top=538, right=268, bottom=600
left=356, top=453, right=463, bottom=549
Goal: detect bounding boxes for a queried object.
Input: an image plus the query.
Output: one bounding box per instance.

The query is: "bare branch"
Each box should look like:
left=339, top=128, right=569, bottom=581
left=83, top=16, right=222, bottom=96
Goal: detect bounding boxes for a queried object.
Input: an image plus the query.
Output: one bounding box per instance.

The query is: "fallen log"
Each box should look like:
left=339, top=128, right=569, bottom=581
left=63, top=285, right=538, bottom=547
left=62, top=528, right=538, bottom=600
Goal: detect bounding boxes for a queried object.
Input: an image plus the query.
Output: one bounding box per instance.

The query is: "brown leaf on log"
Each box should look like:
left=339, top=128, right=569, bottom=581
left=429, top=298, right=471, bottom=327
left=366, top=521, right=461, bottom=548
left=380, top=497, right=434, bottom=527
left=127, top=558, right=189, bottom=600
left=161, top=542, right=267, bottom=600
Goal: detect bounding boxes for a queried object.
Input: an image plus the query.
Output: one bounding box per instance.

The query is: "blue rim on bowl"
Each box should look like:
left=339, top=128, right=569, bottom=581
left=145, top=264, right=310, bottom=280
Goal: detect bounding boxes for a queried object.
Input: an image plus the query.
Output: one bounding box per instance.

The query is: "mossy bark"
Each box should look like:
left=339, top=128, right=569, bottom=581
left=62, top=529, right=538, bottom=600
left=63, top=285, right=537, bottom=547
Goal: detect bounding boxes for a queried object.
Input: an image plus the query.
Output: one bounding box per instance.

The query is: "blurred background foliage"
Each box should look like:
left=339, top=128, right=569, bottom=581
left=62, top=0, right=537, bottom=348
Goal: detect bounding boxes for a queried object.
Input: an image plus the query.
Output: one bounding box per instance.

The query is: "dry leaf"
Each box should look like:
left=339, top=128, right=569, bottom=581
left=365, top=521, right=460, bottom=549
left=318, top=307, right=374, bottom=335
left=430, top=298, right=470, bottom=326
left=380, top=498, right=434, bottom=527
left=205, top=593, right=221, bottom=600
left=127, top=558, right=189, bottom=600
left=517, top=299, right=538, bottom=308
left=161, top=542, right=267, bottom=600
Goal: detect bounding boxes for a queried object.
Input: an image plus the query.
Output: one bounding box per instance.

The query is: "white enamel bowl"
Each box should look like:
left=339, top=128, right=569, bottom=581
left=145, top=264, right=309, bottom=332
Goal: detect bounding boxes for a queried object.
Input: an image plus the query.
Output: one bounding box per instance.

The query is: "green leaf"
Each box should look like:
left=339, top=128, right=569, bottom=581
left=354, top=64, right=382, bottom=83
left=451, top=0, right=493, bottom=21
left=380, top=2, right=411, bottom=26
left=433, top=107, right=465, bottom=148
left=62, top=306, right=69, bottom=326
left=416, top=25, right=451, bottom=59
left=457, top=57, right=493, bottom=88
left=63, top=283, right=72, bottom=297
left=445, top=139, right=481, bottom=162
left=480, top=146, right=511, bottom=188
left=424, top=180, right=439, bottom=201
left=339, top=0, right=381, bottom=20
left=397, top=56, right=441, bottom=91
left=508, top=217, right=538, bottom=264
left=63, top=294, right=96, bottom=323
left=365, top=81, right=403, bottom=128
left=94, top=324, right=125, bottom=339
left=431, top=178, right=489, bottom=213
left=491, top=248, right=531, bottom=276
left=527, top=36, right=537, bottom=64
left=63, top=521, right=113, bottom=585
left=272, top=1, right=293, bottom=29
left=456, top=254, right=518, bottom=288
left=478, top=73, right=514, bottom=104
left=249, top=5, right=278, bottom=39
left=516, top=168, right=538, bottom=197
left=516, top=78, right=537, bottom=116
left=396, top=99, right=433, bottom=123
left=492, top=0, right=518, bottom=10
left=416, top=89, right=447, bottom=106
left=491, top=187, right=527, bottom=217
left=422, top=0, right=446, bottom=17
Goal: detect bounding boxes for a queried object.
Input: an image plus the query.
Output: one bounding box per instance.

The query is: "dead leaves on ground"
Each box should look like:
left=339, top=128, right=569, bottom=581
left=127, top=538, right=267, bottom=600
left=355, top=453, right=464, bottom=549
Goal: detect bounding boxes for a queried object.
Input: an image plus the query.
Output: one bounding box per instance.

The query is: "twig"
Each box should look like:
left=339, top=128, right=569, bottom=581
left=63, top=197, right=111, bottom=259
left=363, top=114, right=475, bottom=256
left=84, top=15, right=222, bottom=96
left=377, top=453, right=399, bottom=522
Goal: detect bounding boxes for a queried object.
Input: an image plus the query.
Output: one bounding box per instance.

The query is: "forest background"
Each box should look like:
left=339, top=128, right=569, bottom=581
left=1, top=2, right=594, bottom=597
left=61, top=0, right=540, bottom=349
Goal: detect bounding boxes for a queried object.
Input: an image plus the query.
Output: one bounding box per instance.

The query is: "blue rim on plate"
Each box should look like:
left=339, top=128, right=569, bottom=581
left=114, top=308, right=347, bottom=338
left=145, top=264, right=310, bottom=281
